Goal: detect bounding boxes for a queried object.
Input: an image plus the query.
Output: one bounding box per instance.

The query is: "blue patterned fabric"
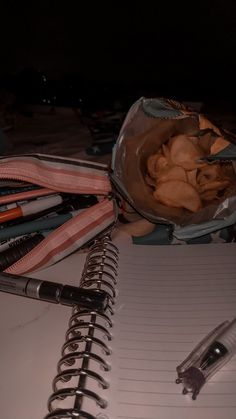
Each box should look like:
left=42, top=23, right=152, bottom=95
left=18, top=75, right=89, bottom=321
left=132, top=222, right=236, bottom=245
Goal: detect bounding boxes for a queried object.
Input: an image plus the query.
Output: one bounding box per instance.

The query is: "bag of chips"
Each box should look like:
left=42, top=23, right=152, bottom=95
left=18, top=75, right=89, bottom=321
left=111, top=97, right=236, bottom=244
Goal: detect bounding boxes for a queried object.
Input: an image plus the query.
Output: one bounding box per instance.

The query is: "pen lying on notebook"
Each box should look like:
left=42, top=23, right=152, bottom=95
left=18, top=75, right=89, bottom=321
left=0, top=272, right=109, bottom=311
left=176, top=318, right=236, bottom=399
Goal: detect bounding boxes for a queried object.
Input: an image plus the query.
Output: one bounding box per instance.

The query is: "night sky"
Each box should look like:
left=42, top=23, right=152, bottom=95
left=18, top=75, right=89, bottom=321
left=1, top=1, right=236, bottom=104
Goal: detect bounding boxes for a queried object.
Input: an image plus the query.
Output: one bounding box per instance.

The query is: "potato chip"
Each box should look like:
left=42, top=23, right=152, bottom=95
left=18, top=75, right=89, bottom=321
left=197, top=164, right=222, bottom=186
left=147, top=153, right=167, bottom=179
left=200, top=190, right=219, bottom=202
left=146, top=132, right=233, bottom=212
left=210, top=136, right=230, bottom=155
left=199, top=179, right=230, bottom=194
left=186, top=169, right=198, bottom=187
left=169, top=134, right=205, bottom=170
left=157, top=165, right=187, bottom=183
left=154, top=180, right=202, bottom=212
left=199, top=114, right=221, bottom=136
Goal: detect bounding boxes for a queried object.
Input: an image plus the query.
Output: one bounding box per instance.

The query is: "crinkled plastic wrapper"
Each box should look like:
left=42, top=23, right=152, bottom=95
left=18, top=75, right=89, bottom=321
left=111, top=97, right=236, bottom=230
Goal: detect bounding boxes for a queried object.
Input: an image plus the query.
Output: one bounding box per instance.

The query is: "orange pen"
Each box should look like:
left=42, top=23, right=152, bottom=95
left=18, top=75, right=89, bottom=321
left=0, top=195, right=63, bottom=224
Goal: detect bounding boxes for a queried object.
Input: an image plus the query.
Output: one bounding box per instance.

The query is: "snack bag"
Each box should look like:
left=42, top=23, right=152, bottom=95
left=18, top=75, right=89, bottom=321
left=111, top=97, right=236, bottom=244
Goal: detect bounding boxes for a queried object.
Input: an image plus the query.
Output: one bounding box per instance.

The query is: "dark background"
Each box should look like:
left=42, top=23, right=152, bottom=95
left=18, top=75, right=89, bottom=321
left=1, top=1, right=236, bottom=110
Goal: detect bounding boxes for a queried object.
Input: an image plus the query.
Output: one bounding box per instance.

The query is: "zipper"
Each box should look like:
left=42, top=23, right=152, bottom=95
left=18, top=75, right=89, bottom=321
left=5, top=199, right=115, bottom=275
left=0, top=154, right=111, bottom=195
left=0, top=154, right=115, bottom=274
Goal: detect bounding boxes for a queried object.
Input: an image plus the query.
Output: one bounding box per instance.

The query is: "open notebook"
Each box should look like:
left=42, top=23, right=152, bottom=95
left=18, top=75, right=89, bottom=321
left=0, top=233, right=236, bottom=419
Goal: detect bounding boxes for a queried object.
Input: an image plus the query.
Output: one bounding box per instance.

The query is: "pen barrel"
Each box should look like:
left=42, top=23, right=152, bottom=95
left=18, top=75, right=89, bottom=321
left=59, top=286, right=108, bottom=311
left=218, top=319, right=236, bottom=354
left=0, top=207, right=21, bottom=223
left=37, top=281, right=109, bottom=310
left=37, top=280, right=63, bottom=302
left=22, top=195, right=63, bottom=216
left=0, top=273, right=29, bottom=295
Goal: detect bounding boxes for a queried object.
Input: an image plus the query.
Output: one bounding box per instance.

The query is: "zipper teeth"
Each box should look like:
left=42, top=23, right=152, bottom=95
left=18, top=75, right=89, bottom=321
left=6, top=212, right=77, bottom=272
left=0, top=172, right=59, bottom=190
left=0, top=171, right=110, bottom=194
left=0, top=174, right=31, bottom=182
left=6, top=230, right=59, bottom=272
left=6, top=199, right=114, bottom=273
left=1, top=153, right=109, bottom=169
left=1, top=161, right=112, bottom=273
left=6, top=212, right=79, bottom=272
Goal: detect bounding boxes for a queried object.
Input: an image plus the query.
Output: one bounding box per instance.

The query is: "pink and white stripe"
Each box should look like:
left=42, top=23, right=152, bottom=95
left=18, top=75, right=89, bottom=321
left=5, top=199, right=115, bottom=275
left=0, top=155, right=111, bottom=195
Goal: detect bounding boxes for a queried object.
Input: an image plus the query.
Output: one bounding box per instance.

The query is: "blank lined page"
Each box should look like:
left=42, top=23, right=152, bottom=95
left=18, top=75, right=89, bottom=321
left=106, top=241, right=236, bottom=419
left=0, top=251, right=86, bottom=419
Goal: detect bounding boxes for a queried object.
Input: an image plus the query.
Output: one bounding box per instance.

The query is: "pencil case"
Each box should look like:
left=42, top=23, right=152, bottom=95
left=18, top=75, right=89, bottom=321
left=0, top=154, right=116, bottom=275
left=111, top=97, right=236, bottom=244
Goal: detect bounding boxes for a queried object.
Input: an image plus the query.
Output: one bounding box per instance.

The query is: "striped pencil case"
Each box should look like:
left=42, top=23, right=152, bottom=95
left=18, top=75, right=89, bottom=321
left=0, top=154, right=116, bottom=275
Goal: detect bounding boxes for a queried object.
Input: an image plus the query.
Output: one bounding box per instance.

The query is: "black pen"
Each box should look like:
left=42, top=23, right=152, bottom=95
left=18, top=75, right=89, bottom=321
left=0, top=272, right=108, bottom=311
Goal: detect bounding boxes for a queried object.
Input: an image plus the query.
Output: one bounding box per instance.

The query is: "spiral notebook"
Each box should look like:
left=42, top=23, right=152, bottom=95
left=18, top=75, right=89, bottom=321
left=0, top=233, right=236, bottom=419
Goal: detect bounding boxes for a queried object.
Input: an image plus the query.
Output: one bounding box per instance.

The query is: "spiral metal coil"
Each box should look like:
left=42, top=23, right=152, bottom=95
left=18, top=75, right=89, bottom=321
left=45, top=233, right=118, bottom=419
